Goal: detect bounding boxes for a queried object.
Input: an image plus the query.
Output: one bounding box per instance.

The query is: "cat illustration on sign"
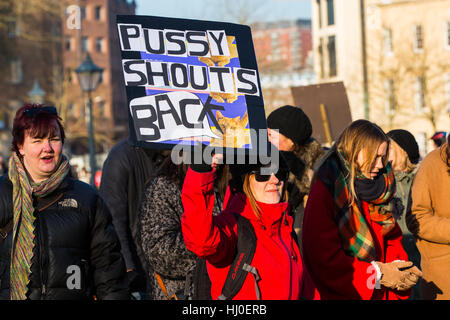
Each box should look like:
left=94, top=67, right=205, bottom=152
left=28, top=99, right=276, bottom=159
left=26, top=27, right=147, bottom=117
left=199, top=36, right=242, bottom=104
left=209, top=110, right=250, bottom=148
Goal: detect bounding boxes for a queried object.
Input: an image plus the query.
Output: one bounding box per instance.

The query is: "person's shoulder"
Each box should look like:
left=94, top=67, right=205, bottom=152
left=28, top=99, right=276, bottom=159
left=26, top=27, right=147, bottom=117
left=420, top=146, right=446, bottom=168
left=108, top=138, right=133, bottom=155
left=66, top=178, right=100, bottom=204
left=0, top=174, right=12, bottom=191
left=148, top=175, right=180, bottom=193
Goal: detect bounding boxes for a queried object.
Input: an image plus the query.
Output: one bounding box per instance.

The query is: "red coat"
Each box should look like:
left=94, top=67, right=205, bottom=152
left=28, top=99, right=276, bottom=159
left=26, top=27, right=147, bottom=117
left=302, top=179, right=411, bottom=300
left=181, top=168, right=307, bottom=300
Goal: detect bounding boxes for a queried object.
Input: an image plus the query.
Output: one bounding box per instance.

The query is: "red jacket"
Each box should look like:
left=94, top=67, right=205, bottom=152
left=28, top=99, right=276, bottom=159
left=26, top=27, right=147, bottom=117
left=302, top=179, right=410, bottom=300
left=181, top=168, right=306, bottom=300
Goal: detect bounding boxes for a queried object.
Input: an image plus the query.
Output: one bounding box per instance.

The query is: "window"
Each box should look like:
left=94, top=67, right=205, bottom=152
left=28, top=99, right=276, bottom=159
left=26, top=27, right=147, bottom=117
left=95, top=37, right=103, bottom=52
left=80, top=6, right=86, bottom=20
left=384, top=79, right=396, bottom=114
left=318, top=38, right=325, bottom=79
left=413, top=24, right=423, bottom=52
left=66, top=68, right=73, bottom=83
left=7, top=19, right=19, bottom=38
left=81, top=37, right=88, bottom=52
left=317, top=0, right=322, bottom=29
left=67, top=103, right=75, bottom=117
left=98, top=101, right=106, bottom=117
left=327, top=0, right=335, bottom=26
left=414, top=76, right=426, bottom=112
left=328, top=35, right=337, bottom=77
left=383, top=28, right=393, bottom=55
left=10, top=59, right=22, bottom=84
left=95, top=6, right=102, bottom=20
left=65, top=36, right=72, bottom=51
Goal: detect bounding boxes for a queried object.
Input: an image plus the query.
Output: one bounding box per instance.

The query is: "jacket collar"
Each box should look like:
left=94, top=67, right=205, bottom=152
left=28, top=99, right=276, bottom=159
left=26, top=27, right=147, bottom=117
left=240, top=197, right=289, bottom=230
left=34, top=175, right=73, bottom=212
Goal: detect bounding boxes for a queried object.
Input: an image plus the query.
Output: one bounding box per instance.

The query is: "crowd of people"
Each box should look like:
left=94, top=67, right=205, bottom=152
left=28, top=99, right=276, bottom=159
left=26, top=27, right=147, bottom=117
left=0, top=103, right=448, bottom=301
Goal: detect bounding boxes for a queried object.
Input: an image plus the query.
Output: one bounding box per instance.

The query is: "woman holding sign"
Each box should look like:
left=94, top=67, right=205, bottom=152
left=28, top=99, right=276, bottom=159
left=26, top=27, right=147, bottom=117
left=181, top=148, right=316, bottom=300
left=302, top=120, right=422, bottom=300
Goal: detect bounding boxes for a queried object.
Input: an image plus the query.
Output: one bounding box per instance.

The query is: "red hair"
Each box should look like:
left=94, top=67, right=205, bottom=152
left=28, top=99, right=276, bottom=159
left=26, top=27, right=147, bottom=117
left=11, top=103, right=65, bottom=156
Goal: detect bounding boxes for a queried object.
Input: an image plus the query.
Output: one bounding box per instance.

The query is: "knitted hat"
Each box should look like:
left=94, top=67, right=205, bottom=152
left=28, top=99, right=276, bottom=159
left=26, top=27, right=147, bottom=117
left=387, top=129, right=420, bottom=164
left=267, top=105, right=312, bottom=146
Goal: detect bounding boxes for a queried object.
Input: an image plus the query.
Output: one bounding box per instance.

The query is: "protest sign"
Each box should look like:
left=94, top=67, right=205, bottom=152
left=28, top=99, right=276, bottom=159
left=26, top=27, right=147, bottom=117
left=116, top=15, right=266, bottom=152
left=291, top=82, right=353, bottom=145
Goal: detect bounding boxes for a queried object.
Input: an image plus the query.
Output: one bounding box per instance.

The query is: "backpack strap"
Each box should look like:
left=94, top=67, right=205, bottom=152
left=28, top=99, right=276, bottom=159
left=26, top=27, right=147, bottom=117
left=0, top=219, right=13, bottom=245
left=217, top=214, right=259, bottom=300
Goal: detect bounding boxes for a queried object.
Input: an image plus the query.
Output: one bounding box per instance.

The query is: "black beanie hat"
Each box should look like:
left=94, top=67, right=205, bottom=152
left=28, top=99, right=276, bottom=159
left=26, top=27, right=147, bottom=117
left=387, top=129, right=420, bottom=164
left=267, top=105, right=312, bottom=146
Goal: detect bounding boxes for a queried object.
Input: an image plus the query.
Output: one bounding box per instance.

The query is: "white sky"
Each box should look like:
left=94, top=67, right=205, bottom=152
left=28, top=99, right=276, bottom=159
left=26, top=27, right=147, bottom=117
left=134, top=0, right=312, bottom=24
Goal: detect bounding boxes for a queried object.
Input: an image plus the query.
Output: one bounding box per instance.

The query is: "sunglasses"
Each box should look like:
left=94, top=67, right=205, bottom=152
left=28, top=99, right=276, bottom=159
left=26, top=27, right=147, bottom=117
left=250, top=167, right=289, bottom=182
left=23, top=106, right=57, bottom=117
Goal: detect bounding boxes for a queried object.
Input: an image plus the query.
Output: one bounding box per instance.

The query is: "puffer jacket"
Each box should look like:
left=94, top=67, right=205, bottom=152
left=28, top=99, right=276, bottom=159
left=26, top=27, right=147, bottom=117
left=0, top=175, right=128, bottom=300
left=181, top=168, right=305, bottom=300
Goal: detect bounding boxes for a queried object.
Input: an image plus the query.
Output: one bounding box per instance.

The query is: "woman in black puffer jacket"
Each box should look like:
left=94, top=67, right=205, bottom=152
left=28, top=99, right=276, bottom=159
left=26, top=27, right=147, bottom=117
left=0, top=104, right=128, bottom=300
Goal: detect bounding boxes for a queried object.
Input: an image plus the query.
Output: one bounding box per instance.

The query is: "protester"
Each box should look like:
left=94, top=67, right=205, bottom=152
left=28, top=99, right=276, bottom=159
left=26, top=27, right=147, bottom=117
left=267, top=105, right=325, bottom=246
left=181, top=147, right=313, bottom=300
left=0, top=155, right=7, bottom=174
left=430, top=131, right=447, bottom=149
left=407, top=134, right=450, bottom=300
left=139, top=156, right=229, bottom=300
left=99, top=137, right=166, bottom=299
left=0, top=104, right=127, bottom=300
left=386, top=129, right=421, bottom=299
left=302, top=119, right=422, bottom=300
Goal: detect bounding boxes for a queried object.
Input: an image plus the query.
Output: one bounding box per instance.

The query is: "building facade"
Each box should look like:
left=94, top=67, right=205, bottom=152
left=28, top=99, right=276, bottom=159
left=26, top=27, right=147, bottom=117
left=312, top=0, right=450, bottom=154
left=252, top=19, right=315, bottom=114
left=0, top=0, right=135, bottom=173
left=62, top=0, right=135, bottom=159
left=0, top=0, right=62, bottom=157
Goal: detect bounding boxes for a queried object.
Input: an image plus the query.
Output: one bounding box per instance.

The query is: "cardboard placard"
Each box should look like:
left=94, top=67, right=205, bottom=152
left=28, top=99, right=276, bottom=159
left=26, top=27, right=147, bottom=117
left=116, top=15, right=266, bottom=152
left=290, top=81, right=353, bottom=145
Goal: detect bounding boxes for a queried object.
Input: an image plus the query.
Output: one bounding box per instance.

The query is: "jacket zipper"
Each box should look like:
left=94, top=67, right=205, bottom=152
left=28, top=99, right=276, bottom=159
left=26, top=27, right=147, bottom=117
left=278, top=213, right=293, bottom=300
left=37, top=211, right=48, bottom=300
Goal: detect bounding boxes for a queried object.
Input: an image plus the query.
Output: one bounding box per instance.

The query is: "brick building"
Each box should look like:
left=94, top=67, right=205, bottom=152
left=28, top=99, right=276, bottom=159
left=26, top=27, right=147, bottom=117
left=0, top=0, right=62, bottom=157
left=62, top=0, right=135, bottom=158
left=251, top=19, right=315, bottom=114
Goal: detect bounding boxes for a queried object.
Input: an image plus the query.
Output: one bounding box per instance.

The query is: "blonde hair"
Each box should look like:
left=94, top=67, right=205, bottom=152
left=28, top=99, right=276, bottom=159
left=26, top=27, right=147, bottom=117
left=242, top=173, right=288, bottom=220
left=389, top=139, right=416, bottom=173
left=335, top=120, right=389, bottom=200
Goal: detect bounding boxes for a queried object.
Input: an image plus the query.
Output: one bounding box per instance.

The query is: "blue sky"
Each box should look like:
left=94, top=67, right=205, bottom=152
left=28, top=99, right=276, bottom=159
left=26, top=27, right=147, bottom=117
left=134, top=0, right=311, bottom=23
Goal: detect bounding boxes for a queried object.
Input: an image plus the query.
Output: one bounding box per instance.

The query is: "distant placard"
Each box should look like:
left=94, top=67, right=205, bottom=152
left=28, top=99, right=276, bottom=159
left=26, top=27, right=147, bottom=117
left=291, top=82, right=353, bottom=145
left=116, top=15, right=266, bottom=151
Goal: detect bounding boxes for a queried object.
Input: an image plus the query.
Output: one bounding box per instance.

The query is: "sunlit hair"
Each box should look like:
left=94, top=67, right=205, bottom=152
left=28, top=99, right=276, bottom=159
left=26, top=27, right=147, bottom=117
left=335, top=119, right=389, bottom=200
left=389, top=139, right=416, bottom=173
left=242, top=173, right=288, bottom=220
left=11, top=103, right=65, bottom=157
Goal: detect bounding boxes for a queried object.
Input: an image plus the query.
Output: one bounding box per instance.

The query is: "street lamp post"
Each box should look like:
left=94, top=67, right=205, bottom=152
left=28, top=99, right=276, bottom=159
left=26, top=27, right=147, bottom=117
left=75, top=53, right=103, bottom=187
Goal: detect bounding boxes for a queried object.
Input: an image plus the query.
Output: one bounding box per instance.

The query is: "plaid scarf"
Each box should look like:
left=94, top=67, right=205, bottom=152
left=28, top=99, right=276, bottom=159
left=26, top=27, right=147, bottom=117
left=317, top=150, right=396, bottom=262
left=8, top=153, right=70, bottom=300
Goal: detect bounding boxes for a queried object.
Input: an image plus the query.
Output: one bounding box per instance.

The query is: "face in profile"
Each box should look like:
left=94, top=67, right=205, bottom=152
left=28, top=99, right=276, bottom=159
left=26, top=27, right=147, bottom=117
left=18, top=119, right=63, bottom=182
left=356, top=141, right=388, bottom=179
left=268, top=129, right=295, bottom=152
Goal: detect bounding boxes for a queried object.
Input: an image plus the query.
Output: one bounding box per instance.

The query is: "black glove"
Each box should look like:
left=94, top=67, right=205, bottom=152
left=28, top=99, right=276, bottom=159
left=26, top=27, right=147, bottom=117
left=126, top=269, right=146, bottom=292
left=187, top=143, right=214, bottom=173
left=280, top=151, right=305, bottom=178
